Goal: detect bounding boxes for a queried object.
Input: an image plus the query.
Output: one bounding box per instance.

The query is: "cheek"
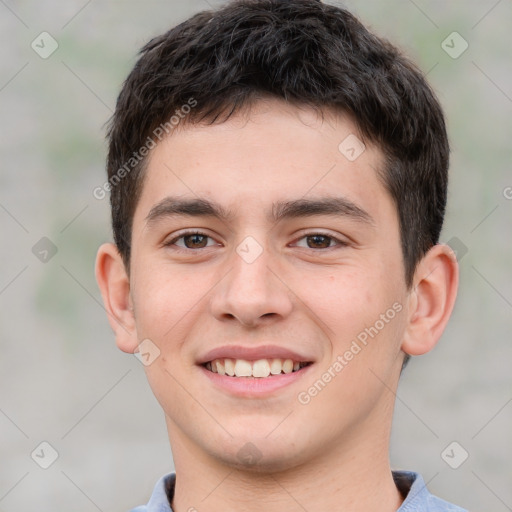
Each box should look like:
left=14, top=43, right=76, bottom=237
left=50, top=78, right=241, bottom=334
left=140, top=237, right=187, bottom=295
left=132, top=269, right=203, bottom=413
left=318, top=269, right=405, bottom=358
left=131, top=266, right=205, bottom=343
left=312, top=270, right=382, bottom=331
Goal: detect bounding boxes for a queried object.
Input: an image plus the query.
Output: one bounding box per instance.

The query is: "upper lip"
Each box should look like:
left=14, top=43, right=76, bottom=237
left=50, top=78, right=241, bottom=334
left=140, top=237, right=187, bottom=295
left=197, top=345, right=315, bottom=365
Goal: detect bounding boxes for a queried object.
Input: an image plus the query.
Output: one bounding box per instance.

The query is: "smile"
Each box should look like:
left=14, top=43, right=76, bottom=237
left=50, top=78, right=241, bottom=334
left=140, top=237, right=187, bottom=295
left=204, top=358, right=312, bottom=378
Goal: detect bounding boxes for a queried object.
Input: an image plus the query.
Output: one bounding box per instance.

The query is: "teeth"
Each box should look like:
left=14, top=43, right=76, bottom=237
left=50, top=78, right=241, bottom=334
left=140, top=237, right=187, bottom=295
left=270, top=358, right=282, bottom=375
left=215, top=360, right=225, bottom=376
left=252, top=359, right=270, bottom=378
left=234, top=359, right=252, bottom=377
left=224, top=358, right=235, bottom=376
left=282, top=359, right=293, bottom=374
left=206, top=357, right=309, bottom=378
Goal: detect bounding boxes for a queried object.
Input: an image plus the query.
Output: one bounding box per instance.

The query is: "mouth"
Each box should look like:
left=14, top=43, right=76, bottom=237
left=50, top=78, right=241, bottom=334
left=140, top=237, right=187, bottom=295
left=203, top=358, right=313, bottom=378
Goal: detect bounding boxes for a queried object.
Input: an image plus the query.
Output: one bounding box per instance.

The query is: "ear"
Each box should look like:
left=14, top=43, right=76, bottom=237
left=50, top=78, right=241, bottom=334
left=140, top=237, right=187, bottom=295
left=401, top=244, right=459, bottom=356
left=95, top=242, right=139, bottom=354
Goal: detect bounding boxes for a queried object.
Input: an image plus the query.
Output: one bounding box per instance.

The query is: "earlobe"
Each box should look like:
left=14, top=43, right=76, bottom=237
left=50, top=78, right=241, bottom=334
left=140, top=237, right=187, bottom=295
left=95, top=242, right=139, bottom=353
left=401, top=244, right=459, bottom=356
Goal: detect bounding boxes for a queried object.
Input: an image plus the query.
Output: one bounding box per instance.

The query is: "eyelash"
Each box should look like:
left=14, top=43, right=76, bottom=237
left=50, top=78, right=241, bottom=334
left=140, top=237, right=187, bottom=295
left=164, top=230, right=348, bottom=252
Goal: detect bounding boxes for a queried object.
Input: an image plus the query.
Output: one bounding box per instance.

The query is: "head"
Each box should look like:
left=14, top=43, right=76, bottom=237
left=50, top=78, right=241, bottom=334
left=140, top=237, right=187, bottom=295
left=96, top=0, right=457, bottom=472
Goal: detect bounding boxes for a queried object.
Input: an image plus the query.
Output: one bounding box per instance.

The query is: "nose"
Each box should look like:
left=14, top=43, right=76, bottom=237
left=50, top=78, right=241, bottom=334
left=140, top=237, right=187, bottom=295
left=209, top=239, right=294, bottom=328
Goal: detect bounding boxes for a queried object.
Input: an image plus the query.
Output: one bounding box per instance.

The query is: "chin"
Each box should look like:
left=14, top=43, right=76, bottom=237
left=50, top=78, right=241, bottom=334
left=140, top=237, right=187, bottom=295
left=219, top=450, right=301, bottom=475
left=209, top=436, right=309, bottom=475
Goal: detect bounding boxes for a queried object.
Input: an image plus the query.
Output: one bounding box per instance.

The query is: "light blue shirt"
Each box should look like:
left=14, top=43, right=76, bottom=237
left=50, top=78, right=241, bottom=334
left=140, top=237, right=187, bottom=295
left=130, top=471, right=468, bottom=511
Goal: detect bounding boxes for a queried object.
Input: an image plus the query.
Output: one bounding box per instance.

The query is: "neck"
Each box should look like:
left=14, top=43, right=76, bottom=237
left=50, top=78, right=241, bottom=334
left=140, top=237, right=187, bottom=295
left=168, top=414, right=404, bottom=512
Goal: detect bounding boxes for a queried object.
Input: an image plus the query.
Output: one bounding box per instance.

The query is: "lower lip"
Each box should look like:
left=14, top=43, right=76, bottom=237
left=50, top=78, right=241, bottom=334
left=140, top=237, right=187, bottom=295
left=200, top=364, right=313, bottom=397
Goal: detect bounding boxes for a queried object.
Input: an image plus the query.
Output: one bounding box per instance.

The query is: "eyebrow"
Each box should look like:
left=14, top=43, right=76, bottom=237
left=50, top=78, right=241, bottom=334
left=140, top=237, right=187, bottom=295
left=144, top=195, right=375, bottom=228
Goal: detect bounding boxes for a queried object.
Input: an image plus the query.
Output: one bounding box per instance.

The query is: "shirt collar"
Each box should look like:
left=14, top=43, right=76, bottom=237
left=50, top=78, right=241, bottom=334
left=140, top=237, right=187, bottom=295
left=144, top=473, right=175, bottom=512
left=142, top=470, right=457, bottom=511
left=394, top=470, right=429, bottom=508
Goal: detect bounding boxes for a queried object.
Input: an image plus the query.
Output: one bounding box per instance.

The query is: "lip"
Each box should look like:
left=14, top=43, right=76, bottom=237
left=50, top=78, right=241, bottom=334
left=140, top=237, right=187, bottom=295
left=200, top=362, right=314, bottom=397
left=197, top=344, right=314, bottom=365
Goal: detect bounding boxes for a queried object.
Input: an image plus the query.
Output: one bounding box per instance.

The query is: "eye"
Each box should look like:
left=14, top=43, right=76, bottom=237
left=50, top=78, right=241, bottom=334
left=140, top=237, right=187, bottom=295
left=293, top=233, right=347, bottom=250
left=164, top=231, right=348, bottom=252
left=165, top=231, right=218, bottom=250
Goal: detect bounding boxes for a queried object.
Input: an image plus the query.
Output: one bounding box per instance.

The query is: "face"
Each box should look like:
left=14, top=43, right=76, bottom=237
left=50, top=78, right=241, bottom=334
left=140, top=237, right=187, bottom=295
left=125, top=99, right=411, bottom=470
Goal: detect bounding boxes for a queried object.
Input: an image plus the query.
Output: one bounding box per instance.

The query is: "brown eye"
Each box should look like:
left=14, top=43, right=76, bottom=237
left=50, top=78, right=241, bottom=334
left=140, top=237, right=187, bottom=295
left=165, top=231, right=217, bottom=250
left=293, top=233, right=347, bottom=250
left=182, top=234, right=209, bottom=249
left=306, top=234, right=333, bottom=249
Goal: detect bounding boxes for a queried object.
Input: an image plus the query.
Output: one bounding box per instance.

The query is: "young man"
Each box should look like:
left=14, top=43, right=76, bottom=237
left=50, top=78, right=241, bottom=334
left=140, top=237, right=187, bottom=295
left=95, top=0, right=464, bottom=510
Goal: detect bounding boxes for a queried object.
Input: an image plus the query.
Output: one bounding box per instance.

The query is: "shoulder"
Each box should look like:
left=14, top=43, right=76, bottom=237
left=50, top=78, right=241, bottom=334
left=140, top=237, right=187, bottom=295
left=394, top=470, right=468, bottom=511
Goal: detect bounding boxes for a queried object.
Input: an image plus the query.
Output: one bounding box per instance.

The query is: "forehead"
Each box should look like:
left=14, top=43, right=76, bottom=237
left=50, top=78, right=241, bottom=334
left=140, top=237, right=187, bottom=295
left=133, top=99, right=395, bottom=229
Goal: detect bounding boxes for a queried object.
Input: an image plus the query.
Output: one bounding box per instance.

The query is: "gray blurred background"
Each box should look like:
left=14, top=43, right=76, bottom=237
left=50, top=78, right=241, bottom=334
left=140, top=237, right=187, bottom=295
left=1, top=1, right=511, bottom=510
